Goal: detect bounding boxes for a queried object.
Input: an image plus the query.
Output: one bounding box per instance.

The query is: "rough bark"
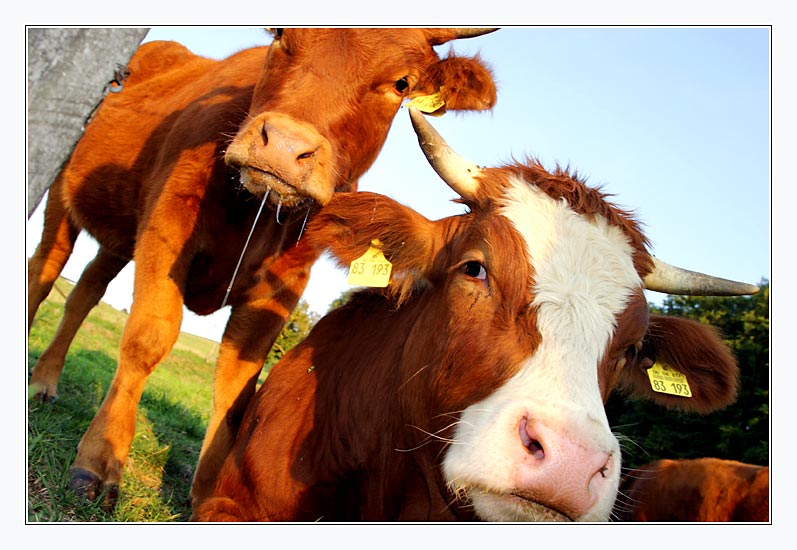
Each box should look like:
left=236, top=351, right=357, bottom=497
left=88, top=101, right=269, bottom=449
left=27, top=28, right=149, bottom=218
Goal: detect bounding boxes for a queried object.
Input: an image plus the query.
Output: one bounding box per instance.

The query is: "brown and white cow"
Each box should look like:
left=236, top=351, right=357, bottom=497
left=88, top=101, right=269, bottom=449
left=192, top=108, right=759, bottom=522
left=614, top=458, right=769, bottom=522
left=26, top=28, right=497, bottom=509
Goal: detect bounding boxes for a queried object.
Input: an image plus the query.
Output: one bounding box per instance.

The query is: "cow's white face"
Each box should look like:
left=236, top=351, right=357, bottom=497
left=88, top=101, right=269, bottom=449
left=442, top=176, right=643, bottom=521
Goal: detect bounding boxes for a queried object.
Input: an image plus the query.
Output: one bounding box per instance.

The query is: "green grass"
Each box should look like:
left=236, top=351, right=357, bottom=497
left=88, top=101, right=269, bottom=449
left=27, top=278, right=217, bottom=522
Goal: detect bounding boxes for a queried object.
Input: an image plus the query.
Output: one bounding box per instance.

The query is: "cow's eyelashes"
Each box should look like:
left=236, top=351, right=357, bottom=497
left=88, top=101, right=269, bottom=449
left=620, top=340, right=644, bottom=366
left=462, top=260, right=487, bottom=281
left=627, top=340, right=643, bottom=359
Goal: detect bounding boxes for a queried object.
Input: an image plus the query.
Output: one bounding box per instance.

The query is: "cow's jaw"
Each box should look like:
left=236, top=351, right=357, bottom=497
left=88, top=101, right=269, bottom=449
left=441, top=177, right=641, bottom=522
left=233, top=165, right=318, bottom=209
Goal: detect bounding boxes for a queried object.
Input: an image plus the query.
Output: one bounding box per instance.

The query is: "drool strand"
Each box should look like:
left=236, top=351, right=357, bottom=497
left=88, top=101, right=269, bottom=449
left=296, top=204, right=312, bottom=242
left=221, top=189, right=270, bottom=308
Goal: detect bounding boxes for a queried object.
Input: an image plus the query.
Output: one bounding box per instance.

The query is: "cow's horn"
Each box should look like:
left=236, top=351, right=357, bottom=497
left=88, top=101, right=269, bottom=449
left=643, top=257, right=760, bottom=296
left=426, top=28, right=499, bottom=45
left=409, top=107, right=482, bottom=200
left=449, top=28, right=499, bottom=39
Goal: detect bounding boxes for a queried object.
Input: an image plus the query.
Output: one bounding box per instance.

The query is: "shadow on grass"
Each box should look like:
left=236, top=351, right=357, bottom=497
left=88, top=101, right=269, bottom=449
left=27, top=347, right=210, bottom=522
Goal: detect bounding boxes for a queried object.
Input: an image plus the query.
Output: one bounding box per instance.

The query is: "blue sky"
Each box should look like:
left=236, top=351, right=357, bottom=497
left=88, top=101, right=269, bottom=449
left=26, top=26, right=771, bottom=342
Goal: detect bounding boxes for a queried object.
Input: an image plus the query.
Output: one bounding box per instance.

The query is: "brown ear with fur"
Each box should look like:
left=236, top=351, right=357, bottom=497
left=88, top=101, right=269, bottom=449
left=305, top=192, right=441, bottom=303
left=412, top=54, right=497, bottom=113
left=616, top=315, right=739, bottom=414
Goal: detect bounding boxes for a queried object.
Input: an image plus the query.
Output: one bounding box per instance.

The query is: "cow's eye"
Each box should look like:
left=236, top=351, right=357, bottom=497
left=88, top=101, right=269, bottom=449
left=628, top=340, right=643, bottom=359
left=463, top=261, right=487, bottom=280
left=619, top=340, right=644, bottom=367
left=395, top=76, right=410, bottom=94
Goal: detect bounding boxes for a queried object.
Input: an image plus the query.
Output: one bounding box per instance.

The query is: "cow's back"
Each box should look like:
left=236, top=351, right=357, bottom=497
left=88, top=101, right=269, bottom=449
left=124, top=40, right=200, bottom=86
left=617, top=458, right=769, bottom=522
left=121, top=41, right=268, bottom=94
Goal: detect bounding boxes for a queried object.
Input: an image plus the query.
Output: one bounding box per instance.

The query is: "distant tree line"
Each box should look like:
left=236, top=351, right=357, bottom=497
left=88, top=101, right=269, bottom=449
left=263, top=300, right=321, bottom=373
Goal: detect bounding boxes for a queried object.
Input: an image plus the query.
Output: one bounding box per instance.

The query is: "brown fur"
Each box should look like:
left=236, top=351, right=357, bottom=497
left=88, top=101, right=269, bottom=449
left=26, top=29, right=497, bottom=510
left=615, top=458, right=769, bottom=522
left=194, top=163, right=742, bottom=521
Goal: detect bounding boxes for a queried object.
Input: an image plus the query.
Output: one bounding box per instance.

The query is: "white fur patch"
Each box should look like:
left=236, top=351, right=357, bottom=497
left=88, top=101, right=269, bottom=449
left=442, top=175, right=642, bottom=521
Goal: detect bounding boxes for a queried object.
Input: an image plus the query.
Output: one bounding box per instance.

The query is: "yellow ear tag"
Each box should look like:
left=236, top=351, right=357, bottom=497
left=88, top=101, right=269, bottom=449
left=347, top=239, right=392, bottom=288
left=405, top=90, right=446, bottom=116
left=647, top=362, right=692, bottom=397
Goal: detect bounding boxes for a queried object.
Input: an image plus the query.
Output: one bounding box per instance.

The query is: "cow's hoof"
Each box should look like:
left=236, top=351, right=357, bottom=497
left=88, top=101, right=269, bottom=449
left=70, top=467, right=100, bottom=499
left=69, top=467, right=119, bottom=511
left=27, top=383, right=57, bottom=405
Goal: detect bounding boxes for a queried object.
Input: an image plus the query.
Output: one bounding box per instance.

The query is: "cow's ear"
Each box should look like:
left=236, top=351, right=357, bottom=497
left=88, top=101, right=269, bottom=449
left=616, top=315, right=739, bottom=414
left=413, top=54, right=497, bottom=112
left=306, top=192, right=438, bottom=302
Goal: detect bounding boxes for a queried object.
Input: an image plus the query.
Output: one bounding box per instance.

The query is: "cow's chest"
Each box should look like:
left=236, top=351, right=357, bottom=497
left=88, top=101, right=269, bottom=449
left=182, top=213, right=312, bottom=315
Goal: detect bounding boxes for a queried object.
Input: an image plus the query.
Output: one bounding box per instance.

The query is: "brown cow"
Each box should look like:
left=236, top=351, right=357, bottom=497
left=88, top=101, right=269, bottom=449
left=614, top=458, right=769, bottom=522
left=191, top=109, right=759, bottom=522
left=26, top=28, right=497, bottom=509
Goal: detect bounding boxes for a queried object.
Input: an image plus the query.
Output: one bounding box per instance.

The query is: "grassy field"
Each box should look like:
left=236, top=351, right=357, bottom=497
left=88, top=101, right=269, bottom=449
left=27, top=278, right=219, bottom=522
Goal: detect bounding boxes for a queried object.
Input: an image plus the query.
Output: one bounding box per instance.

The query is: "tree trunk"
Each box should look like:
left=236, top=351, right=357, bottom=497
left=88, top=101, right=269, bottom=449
left=27, top=28, right=150, bottom=218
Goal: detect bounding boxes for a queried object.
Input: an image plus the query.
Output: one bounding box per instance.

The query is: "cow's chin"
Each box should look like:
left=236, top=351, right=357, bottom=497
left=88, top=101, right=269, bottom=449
left=237, top=167, right=327, bottom=208
left=469, top=490, right=573, bottom=522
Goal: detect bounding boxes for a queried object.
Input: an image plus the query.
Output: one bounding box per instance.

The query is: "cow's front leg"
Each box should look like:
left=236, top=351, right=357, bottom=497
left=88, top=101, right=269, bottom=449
left=189, top=304, right=293, bottom=510
left=190, top=240, right=317, bottom=511
left=68, top=204, right=194, bottom=509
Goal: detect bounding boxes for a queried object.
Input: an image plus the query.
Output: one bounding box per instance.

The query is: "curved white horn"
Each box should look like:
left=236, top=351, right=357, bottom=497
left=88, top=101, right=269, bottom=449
left=408, top=107, right=483, bottom=200
left=426, top=28, right=499, bottom=44
left=643, top=257, right=760, bottom=296
left=448, top=28, right=499, bottom=39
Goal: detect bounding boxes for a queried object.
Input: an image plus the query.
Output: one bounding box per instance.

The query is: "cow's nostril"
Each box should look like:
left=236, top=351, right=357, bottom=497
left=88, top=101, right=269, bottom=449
left=520, top=417, right=545, bottom=460
left=261, top=124, right=269, bottom=146
left=527, top=439, right=544, bottom=459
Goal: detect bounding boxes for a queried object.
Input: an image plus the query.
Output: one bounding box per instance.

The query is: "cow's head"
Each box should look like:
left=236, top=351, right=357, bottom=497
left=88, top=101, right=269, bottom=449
left=305, top=108, right=758, bottom=521
left=224, top=28, right=497, bottom=209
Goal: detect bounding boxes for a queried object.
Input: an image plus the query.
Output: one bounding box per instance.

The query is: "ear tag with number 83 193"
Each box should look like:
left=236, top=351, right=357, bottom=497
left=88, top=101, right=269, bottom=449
left=646, top=362, right=692, bottom=398
left=347, top=239, right=392, bottom=288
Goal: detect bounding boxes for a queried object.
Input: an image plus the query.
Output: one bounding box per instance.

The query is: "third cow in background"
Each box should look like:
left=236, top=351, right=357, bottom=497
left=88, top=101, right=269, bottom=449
left=615, top=457, right=769, bottom=522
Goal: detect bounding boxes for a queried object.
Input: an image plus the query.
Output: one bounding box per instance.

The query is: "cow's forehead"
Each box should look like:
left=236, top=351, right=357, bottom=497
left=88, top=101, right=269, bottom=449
left=275, top=28, right=432, bottom=72
left=258, top=29, right=439, bottom=128
left=497, top=174, right=643, bottom=346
